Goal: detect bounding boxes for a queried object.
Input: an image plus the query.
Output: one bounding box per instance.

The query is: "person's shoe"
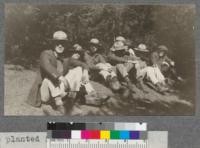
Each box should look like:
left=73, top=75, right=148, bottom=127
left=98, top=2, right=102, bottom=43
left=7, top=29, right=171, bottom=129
left=124, top=76, right=135, bottom=93
left=84, top=92, right=109, bottom=106
left=107, top=76, right=121, bottom=91
left=56, top=105, right=66, bottom=115
left=155, top=82, right=168, bottom=93
left=127, top=81, right=136, bottom=93
left=42, top=104, right=63, bottom=116
left=136, top=80, right=148, bottom=94
left=120, top=86, right=131, bottom=99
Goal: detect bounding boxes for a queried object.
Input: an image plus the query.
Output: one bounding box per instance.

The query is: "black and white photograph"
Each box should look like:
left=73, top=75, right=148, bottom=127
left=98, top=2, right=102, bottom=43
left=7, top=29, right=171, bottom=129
left=4, top=4, right=196, bottom=116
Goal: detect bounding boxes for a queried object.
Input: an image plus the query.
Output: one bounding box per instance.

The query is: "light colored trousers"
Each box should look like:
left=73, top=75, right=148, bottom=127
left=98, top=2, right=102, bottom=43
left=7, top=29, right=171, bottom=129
left=96, top=63, right=117, bottom=80
left=138, top=66, right=165, bottom=84
left=115, top=62, right=165, bottom=84
left=145, top=66, right=165, bottom=84
left=40, top=67, right=95, bottom=103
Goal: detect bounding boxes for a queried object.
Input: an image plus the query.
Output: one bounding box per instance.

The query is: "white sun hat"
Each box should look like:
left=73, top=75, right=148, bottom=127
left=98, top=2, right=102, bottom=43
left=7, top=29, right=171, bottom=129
left=51, top=31, right=68, bottom=41
left=116, top=36, right=126, bottom=42
left=134, top=44, right=149, bottom=52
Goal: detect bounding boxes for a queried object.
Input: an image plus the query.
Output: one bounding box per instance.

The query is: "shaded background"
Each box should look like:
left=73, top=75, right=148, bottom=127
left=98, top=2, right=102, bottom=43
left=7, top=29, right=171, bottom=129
left=5, top=4, right=195, bottom=79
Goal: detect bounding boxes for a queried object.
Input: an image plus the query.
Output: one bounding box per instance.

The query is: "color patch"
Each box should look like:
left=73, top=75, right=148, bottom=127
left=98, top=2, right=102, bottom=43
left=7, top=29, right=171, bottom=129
left=52, top=130, right=71, bottom=139
left=48, top=122, right=86, bottom=130
left=90, top=130, right=100, bottom=139
left=71, top=130, right=81, bottom=139
left=81, top=130, right=91, bottom=139
left=100, top=130, right=110, bottom=139
left=130, top=131, right=140, bottom=139
left=110, top=130, right=120, bottom=139
left=120, top=131, right=130, bottom=139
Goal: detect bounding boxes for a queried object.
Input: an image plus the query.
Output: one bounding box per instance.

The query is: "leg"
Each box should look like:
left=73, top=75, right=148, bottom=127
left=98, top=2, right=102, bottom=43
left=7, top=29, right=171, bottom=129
left=40, top=78, right=66, bottom=115
left=40, top=79, right=51, bottom=103
left=146, top=66, right=168, bottom=93
left=146, top=67, right=159, bottom=85
left=154, top=66, right=165, bottom=84
left=116, top=63, right=135, bottom=92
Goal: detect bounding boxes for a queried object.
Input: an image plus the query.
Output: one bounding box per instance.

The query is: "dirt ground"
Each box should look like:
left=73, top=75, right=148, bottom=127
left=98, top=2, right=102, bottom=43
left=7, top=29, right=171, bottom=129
left=4, top=64, right=194, bottom=116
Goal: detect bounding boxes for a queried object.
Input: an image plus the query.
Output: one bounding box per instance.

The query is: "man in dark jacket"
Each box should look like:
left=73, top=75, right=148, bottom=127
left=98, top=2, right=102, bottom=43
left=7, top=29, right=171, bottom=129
left=83, top=38, right=121, bottom=91
left=27, top=31, right=69, bottom=114
left=156, top=45, right=184, bottom=82
left=27, top=31, right=91, bottom=114
left=107, top=37, right=146, bottom=92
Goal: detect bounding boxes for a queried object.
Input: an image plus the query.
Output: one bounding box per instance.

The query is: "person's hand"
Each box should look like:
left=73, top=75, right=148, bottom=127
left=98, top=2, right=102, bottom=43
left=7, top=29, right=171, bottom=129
left=58, top=76, right=68, bottom=87
left=170, top=61, right=175, bottom=66
left=107, top=68, right=113, bottom=73
left=127, top=60, right=138, bottom=64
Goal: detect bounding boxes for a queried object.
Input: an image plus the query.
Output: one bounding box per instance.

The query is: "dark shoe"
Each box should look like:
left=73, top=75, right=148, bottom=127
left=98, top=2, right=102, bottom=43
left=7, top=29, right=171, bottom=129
left=56, top=105, right=66, bottom=115
left=124, top=76, right=135, bottom=93
left=85, top=92, right=109, bottom=106
left=107, top=76, right=121, bottom=91
left=136, top=80, right=148, bottom=94
left=127, top=81, right=136, bottom=93
left=155, top=82, right=168, bottom=93
left=120, top=87, right=131, bottom=99
left=42, top=104, right=63, bottom=116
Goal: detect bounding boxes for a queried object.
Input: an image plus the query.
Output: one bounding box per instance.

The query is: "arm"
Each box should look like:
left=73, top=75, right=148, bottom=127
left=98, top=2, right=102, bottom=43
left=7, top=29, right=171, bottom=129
left=98, top=54, right=107, bottom=63
left=107, top=51, right=127, bottom=63
left=164, top=55, right=175, bottom=66
left=150, top=52, right=159, bottom=65
left=40, top=51, right=61, bottom=82
left=68, top=58, right=89, bottom=70
left=84, top=52, right=100, bottom=70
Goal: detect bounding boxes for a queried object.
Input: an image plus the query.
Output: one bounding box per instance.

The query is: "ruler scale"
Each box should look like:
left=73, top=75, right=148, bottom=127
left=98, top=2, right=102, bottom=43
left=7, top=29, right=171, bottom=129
left=47, top=139, right=149, bottom=148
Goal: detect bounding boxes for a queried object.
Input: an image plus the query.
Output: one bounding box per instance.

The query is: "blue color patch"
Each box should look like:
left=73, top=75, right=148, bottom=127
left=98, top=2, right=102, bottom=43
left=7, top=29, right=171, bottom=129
left=119, top=131, right=130, bottom=139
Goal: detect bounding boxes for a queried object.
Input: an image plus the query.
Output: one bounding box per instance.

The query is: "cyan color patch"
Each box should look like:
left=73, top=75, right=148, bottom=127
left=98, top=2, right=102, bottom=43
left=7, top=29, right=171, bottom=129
left=119, top=131, right=130, bottom=139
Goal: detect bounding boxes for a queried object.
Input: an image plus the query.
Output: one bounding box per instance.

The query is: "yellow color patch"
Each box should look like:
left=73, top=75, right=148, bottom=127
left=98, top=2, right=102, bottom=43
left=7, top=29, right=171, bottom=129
left=100, top=130, right=110, bottom=139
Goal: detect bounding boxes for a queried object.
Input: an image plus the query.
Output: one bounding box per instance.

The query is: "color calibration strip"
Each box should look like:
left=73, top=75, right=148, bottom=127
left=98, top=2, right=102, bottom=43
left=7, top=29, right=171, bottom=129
left=47, top=122, right=147, bottom=131
left=50, top=130, right=147, bottom=140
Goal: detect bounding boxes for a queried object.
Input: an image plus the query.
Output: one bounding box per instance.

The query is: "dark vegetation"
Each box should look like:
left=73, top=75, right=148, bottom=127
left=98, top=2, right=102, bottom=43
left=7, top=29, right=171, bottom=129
left=5, top=4, right=195, bottom=77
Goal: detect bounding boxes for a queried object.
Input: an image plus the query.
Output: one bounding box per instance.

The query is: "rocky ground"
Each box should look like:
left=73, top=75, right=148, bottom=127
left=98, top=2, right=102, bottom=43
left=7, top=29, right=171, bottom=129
left=4, top=64, right=194, bottom=116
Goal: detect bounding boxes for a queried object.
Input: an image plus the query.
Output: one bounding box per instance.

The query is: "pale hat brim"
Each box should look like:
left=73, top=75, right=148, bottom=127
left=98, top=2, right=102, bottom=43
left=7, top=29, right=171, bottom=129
left=48, top=38, right=68, bottom=41
left=134, top=47, right=149, bottom=52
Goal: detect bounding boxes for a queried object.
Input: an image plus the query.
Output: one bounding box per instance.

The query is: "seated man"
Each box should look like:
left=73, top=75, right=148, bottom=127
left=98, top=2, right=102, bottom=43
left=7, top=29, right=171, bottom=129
left=147, top=45, right=171, bottom=92
left=157, top=45, right=184, bottom=83
left=108, top=36, right=145, bottom=92
left=27, top=31, right=72, bottom=114
left=131, top=43, right=169, bottom=93
left=64, top=43, right=109, bottom=105
left=27, top=31, right=104, bottom=115
left=84, top=38, right=121, bottom=91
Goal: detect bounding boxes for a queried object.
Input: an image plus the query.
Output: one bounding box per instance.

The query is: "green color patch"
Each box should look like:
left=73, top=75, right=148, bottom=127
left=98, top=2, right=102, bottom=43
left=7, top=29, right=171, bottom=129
left=110, top=130, right=120, bottom=139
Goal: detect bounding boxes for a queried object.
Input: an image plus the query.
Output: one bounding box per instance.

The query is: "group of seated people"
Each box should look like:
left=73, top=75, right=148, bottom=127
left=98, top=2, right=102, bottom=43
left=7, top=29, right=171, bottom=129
left=27, top=30, right=184, bottom=115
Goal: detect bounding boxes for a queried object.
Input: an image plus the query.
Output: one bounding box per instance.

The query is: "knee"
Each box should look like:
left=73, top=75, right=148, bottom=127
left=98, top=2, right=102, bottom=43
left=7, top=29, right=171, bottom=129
left=75, top=66, right=83, bottom=72
left=116, top=64, right=124, bottom=69
left=40, top=87, right=50, bottom=102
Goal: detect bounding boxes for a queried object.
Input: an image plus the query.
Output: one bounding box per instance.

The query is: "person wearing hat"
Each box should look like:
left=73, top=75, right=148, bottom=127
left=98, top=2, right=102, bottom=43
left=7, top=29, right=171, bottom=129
left=27, top=31, right=102, bottom=115
left=144, top=45, right=172, bottom=92
left=156, top=45, right=184, bottom=83
left=83, top=38, right=121, bottom=91
left=63, top=43, right=110, bottom=106
left=108, top=38, right=145, bottom=92
left=27, top=31, right=70, bottom=114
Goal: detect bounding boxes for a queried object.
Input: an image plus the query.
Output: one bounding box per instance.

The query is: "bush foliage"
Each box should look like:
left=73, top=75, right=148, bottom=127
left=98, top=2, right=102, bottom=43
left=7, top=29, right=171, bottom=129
left=5, top=4, right=195, bottom=78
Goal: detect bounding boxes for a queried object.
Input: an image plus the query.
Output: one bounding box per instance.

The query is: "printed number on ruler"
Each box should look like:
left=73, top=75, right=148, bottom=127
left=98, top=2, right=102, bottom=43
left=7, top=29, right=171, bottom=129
left=47, top=139, right=148, bottom=148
